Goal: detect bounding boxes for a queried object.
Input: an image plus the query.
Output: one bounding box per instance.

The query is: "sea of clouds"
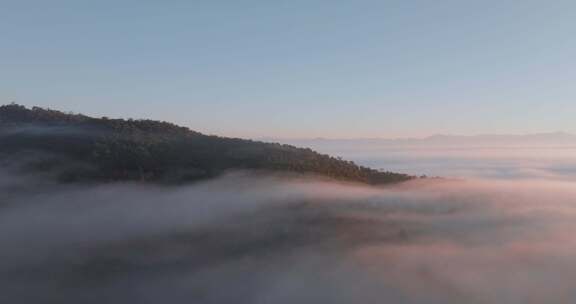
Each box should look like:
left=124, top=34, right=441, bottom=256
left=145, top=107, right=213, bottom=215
left=279, top=136, right=576, bottom=180
left=1, top=168, right=576, bottom=303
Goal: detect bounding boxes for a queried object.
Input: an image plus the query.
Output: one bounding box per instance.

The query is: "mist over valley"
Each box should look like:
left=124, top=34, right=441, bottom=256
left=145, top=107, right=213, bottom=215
left=1, top=105, right=575, bottom=303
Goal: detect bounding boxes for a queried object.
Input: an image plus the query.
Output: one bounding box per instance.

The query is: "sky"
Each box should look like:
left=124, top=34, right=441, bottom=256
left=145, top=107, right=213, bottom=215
left=1, top=0, right=576, bottom=139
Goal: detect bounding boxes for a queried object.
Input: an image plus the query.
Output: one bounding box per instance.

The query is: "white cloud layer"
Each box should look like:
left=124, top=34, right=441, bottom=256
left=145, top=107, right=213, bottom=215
left=1, top=172, right=576, bottom=303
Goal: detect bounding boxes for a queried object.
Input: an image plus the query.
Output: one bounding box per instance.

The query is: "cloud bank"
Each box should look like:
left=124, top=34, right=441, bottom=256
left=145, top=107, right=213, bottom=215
left=1, top=171, right=576, bottom=304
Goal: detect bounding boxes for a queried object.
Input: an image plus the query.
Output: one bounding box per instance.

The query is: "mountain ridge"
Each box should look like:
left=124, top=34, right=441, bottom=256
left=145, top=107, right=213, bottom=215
left=0, top=103, right=414, bottom=184
left=265, top=132, right=576, bottom=142
left=271, top=132, right=576, bottom=149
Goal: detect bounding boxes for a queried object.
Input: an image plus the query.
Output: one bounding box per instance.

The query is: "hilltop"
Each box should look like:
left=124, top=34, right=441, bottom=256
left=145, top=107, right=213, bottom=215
left=0, top=104, right=413, bottom=184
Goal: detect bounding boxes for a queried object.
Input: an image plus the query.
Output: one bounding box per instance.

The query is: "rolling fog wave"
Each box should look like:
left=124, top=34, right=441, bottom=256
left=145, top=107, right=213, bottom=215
left=1, top=173, right=576, bottom=303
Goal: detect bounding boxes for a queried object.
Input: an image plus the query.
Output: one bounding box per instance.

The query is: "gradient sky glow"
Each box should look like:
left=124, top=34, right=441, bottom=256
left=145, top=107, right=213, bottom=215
left=2, top=0, right=576, bottom=138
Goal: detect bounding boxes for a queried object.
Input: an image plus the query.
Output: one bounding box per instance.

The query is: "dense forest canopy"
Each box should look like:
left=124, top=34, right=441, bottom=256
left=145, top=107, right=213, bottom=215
left=0, top=103, right=414, bottom=184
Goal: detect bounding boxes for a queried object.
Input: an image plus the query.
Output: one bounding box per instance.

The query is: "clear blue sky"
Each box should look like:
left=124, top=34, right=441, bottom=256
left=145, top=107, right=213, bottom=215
left=2, top=0, right=575, bottom=138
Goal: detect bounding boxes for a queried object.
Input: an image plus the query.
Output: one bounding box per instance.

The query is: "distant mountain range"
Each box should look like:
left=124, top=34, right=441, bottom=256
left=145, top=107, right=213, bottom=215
left=271, top=132, right=576, bottom=148
left=0, top=104, right=413, bottom=184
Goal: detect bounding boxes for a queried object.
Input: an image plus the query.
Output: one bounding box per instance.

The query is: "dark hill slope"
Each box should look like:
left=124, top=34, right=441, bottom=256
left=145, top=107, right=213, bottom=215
left=0, top=104, right=413, bottom=184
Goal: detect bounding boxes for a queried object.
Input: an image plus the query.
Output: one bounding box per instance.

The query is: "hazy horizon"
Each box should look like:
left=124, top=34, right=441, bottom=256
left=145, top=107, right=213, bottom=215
left=262, top=131, right=576, bottom=141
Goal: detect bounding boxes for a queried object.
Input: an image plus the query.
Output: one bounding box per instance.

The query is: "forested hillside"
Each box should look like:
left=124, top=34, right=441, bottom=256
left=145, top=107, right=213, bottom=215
left=0, top=103, right=413, bottom=184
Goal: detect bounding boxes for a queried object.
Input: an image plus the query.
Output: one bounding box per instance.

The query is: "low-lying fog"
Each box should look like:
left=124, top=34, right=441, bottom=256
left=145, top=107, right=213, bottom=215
left=2, top=169, right=575, bottom=303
